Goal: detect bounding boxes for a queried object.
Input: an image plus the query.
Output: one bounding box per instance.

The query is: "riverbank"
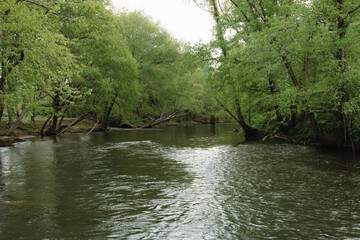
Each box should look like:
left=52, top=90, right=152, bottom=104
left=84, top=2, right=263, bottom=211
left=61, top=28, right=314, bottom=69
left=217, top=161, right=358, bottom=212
left=0, top=119, right=95, bottom=147
left=0, top=119, right=209, bottom=147
left=0, top=120, right=350, bottom=151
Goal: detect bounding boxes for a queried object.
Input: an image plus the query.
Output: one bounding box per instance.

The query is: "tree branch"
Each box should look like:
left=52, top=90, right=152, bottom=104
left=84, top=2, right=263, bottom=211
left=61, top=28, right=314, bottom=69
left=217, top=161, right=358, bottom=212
left=24, top=0, right=51, bottom=13
left=57, top=113, right=88, bottom=135
left=240, top=10, right=250, bottom=22
left=245, top=0, right=262, bottom=20
left=229, top=0, right=238, bottom=7
left=348, top=4, right=360, bottom=15
left=217, top=0, right=224, bottom=14
left=141, top=108, right=183, bottom=128
left=23, top=0, right=78, bottom=18
left=258, top=0, right=266, bottom=19
left=281, top=54, right=300, bottom=87
left=192, top=0, right=212, bottom=13
left=86, top=119, right=99, bottom=135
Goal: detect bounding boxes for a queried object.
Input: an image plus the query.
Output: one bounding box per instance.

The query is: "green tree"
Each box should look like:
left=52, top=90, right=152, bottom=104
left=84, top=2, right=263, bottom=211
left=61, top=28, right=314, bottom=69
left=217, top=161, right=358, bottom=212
left=118, top=11, right=185, bottom=125
left=194, top=0, right=360, bottom=148
left=1, top=0, right=84, bottom=135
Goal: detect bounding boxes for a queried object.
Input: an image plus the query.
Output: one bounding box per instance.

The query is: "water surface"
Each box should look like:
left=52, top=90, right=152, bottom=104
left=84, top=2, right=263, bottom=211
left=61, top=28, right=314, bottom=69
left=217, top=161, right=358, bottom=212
left=0, top=125, right=360, bottom=239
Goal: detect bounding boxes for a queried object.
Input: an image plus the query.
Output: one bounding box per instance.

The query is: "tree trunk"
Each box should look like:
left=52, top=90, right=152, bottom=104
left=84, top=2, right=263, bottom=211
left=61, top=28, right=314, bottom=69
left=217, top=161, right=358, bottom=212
left=6, top=106, right=30, bottom=136
left=0, top=104, right=4, bottom=122
left=31, top=113, right=35, bottom=123
left=40, top=116, right=52, bottom=137
left=209, top=0, right=228, bottom=57
left=7, top=106, right=13, bottom=126
left=45, top=93, right=61, bottom=136
left=210, top=115, right=216, bottom=125
left=234, top=99, right=261, bottom=140
left=58, top=107, right=70, bottom=128
left=101, top=94, right=118, bottom=131
left=335, top=0, right=351, bottom=147
left=268, top=75, right=283, bottom=125
left=281, top=54, right=300, bottom=87
left=0, top=62, right=6, bottom=122
left=136, top=101, right=142, bottom=118
left=46, top=115, right=58, bottom=136
left=216, top=98, right=261, bottom=140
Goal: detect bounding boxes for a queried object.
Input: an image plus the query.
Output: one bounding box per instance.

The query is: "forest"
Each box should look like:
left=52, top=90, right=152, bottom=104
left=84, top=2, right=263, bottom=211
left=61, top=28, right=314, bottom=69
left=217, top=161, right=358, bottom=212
left=1, top=0, right=360, bottom=150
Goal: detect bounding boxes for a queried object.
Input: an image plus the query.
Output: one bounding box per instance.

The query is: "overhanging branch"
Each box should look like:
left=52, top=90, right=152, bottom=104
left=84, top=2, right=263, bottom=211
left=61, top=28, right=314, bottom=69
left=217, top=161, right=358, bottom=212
left=23, top=0, right=78, bottom=18
left=348, top=4, right=360, bottom=15
left=229, top=0, right=238, bottom=7
left=24, top=0, right=51, bottom=12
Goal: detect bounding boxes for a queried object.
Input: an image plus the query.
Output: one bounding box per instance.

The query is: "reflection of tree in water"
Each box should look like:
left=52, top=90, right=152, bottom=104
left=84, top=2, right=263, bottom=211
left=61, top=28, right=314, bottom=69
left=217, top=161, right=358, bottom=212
left=2, top=126, right=360, bottom=239
left=210, top=124, right=216, bottom=135
left=0, top=141, right=57, bottom=238
left=48, top=134, right=194, bottom=238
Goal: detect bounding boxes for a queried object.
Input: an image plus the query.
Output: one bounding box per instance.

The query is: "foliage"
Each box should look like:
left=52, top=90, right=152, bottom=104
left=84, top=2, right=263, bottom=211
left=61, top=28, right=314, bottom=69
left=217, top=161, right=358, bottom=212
left=195, top=0, right=360, bottom=148
left=0, top=1, right=214, bottom=135
left=117, top=11, right=213, bottom=124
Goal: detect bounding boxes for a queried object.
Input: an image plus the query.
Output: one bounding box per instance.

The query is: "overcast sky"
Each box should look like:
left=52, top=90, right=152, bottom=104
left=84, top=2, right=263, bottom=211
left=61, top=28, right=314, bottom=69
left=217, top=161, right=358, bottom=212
left=111, top=0, right=214, bottom=44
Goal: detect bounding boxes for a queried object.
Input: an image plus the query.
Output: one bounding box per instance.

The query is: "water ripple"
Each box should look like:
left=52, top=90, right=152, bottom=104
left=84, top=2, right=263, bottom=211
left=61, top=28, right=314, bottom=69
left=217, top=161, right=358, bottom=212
left=1, top=126, right=360, bottom=239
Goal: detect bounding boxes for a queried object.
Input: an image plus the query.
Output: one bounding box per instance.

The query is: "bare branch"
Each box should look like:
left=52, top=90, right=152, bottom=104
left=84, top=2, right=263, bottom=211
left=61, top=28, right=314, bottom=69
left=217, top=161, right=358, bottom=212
left=141, top=108, right=183, bottom=128
left=86, top=119, right=99, bottom=135
left=217, top=0, right=225, bottom=15
left=57, top=113, right=88, bottom=135
left=240, top=10, right=250, bottom=22
left=229, top=0, right=238, bottom=7
left=192, top=0, right=212, bottom=13
left=258, top=0, right=266, bottom=19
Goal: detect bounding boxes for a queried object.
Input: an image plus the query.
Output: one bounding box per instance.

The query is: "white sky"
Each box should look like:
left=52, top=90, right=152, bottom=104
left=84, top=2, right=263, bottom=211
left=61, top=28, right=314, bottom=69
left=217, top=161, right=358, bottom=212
left=111, top=0, right=214, bottom=44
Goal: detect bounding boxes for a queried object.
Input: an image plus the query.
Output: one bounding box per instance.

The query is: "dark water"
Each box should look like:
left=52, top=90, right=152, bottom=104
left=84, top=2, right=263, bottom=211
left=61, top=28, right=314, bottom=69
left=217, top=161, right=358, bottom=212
left=0, top=124, right=360, bottom=239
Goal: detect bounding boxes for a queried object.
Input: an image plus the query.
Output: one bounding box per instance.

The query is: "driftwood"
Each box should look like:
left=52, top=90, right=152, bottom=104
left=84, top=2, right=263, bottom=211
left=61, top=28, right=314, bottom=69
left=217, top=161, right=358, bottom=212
left=56, top=113, right=88, bottom=136
left=141, top=108, right=183, bottom=128
left=57, top=114, right=100, bottom=136
left=86, top=119, right=99, bottom=135
left=272, top=133, right=295, bottom=142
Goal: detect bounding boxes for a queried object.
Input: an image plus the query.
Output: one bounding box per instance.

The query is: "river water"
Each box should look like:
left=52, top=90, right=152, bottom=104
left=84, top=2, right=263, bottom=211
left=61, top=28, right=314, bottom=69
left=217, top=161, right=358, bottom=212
left=0, top=124, right=360, bottom=239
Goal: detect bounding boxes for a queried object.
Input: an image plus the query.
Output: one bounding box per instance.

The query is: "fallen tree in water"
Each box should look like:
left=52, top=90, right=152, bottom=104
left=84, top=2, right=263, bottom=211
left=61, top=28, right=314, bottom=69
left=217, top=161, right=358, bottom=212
left=40, top=113, right=99, bottom=137
left=215, top=98, right=263, bottom=141
left=141, top=107, right=184, bottom=128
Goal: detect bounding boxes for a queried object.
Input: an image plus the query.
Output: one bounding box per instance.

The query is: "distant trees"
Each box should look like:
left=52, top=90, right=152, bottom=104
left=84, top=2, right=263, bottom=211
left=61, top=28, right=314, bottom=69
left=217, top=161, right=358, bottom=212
left=6, top=0, right=359, bottom=149
left=110, top=11, right=212, bottom=128
left=0, top=1, right=212, bottom=135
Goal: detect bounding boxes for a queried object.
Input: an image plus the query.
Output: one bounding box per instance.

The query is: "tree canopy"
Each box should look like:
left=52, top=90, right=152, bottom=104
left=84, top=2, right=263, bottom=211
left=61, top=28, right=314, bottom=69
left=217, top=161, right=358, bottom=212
left=0, top=0, right=212, bottom=136
left=193, top=0, right=360, bottom=149
left=2, top=0, right=360, bottom=150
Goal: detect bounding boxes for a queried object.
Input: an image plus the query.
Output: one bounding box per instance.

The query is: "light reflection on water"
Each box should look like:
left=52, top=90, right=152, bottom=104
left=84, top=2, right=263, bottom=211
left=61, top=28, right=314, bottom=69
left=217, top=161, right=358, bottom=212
left=0, top=125, right=360, bottom=239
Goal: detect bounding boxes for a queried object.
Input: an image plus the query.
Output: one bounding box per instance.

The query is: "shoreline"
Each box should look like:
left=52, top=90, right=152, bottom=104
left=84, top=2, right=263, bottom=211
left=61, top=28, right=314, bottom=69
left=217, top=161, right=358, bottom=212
left=0, top=122, right=355, bottom=152
left=0, top=135, right=38, bottom=147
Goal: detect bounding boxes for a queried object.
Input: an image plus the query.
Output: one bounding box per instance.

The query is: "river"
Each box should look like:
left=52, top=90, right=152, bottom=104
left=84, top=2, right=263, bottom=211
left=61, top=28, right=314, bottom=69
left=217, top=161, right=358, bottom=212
left=0, top=124, right=360, bottom=239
